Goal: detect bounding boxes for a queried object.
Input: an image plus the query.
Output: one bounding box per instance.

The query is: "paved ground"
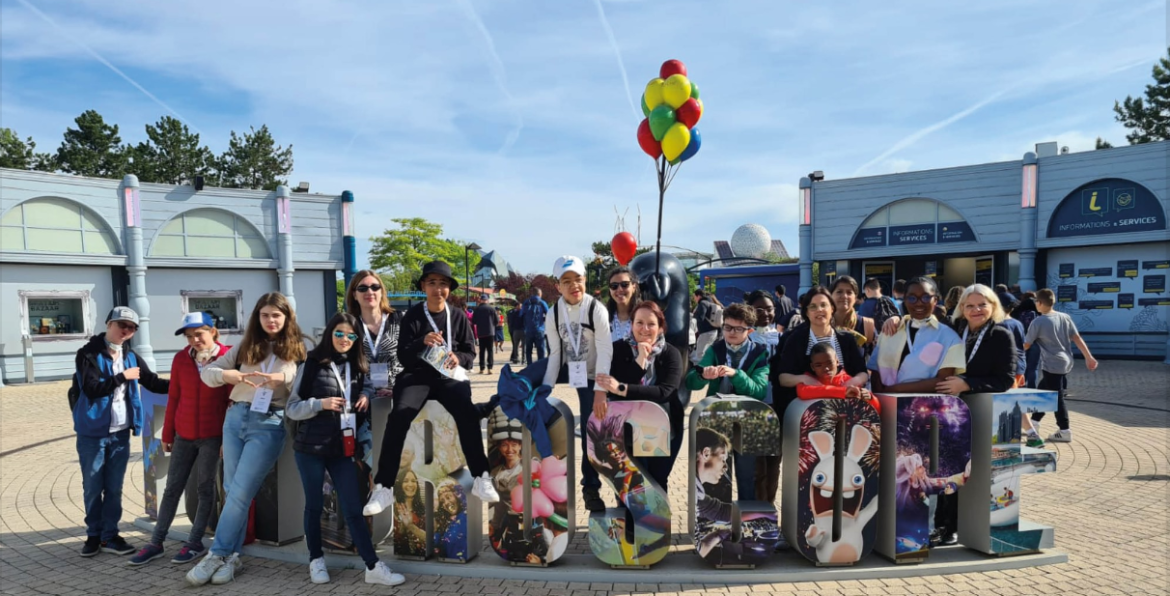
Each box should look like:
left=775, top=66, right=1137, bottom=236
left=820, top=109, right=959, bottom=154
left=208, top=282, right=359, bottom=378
left=1, top=347, right=1167, bottom=596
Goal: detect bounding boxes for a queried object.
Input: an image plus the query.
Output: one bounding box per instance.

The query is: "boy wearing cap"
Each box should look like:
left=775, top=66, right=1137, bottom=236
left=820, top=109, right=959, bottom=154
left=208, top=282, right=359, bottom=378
left=364, top=261, right=500, bottom=516
left=70, top=307, right=170, bottom=557
left=542, top=256, right=613, bottom=512
left=129, top=313, right=232, bottom=566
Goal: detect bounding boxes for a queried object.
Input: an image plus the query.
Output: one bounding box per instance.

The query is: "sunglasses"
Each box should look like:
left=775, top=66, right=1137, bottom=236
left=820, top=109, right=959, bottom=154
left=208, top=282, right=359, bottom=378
left=116, top=321, right=138, bottom=332
left=333, top=331, right=358, bottom=341
left=609, top=281, right=632, bottom=291
left=356, top=284, right=382, bottom=293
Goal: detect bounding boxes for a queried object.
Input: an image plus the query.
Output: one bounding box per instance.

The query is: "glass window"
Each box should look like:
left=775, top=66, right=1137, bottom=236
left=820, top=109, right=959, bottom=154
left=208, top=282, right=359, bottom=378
left=938, top=203, right=963, bottom=222
left=24, top=198, right=80, bottom=228
left=859, top=207, right=888, bottom=229
left=151, top=209, right=271, bottom=259
left=2, top=199, right=119, bottom=255
left=20, top=290, right=92, bottom=339
left=182, top=291, right=243, bottom=332
left=888, top=199, right=937, bottom=225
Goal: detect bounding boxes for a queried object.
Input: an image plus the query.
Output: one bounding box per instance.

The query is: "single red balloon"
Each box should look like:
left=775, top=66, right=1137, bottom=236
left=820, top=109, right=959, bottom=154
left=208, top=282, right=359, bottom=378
left=637, top=119, right=662, bottom=158
left=660, top=59, right=687, bottom=80
left=612, top=231, right=638, bottom=265
left=676, top=97, right=702, bottom=129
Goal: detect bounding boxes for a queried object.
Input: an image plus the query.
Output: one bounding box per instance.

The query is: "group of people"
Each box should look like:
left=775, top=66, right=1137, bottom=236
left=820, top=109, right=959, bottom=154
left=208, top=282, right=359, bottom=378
left=70, top=254, right=1098, bottom=585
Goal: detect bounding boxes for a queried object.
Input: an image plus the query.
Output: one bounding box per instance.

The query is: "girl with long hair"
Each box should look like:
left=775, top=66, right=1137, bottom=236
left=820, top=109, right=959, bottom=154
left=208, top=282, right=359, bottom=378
left=605, top=266, right=641, bottom=342
left=829, top=276, right=875, bottom=349
left=345, top=270, right=402, bottom=402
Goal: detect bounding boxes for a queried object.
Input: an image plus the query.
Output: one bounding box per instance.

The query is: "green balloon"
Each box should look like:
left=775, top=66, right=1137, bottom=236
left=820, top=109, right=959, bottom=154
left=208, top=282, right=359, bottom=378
left=690, top=83, right=700, bottom=100
left=641, top=94, right=650, bottom=117
left=649, top=105, right=675, bottom=141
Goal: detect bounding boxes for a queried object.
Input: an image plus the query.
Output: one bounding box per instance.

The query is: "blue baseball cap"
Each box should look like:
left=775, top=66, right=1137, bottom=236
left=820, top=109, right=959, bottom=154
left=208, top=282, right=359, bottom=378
left=175, top=312, right=216, bottom=335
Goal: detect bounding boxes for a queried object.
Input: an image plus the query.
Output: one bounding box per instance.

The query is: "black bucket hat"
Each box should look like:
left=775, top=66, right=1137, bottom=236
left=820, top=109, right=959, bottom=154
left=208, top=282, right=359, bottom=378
left=417, top=260, right=459, bottom=291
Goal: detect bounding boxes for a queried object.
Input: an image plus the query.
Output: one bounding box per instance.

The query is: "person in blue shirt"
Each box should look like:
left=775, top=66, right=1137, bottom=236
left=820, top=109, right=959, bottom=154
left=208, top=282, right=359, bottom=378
left=522, top=289, right=550, bottom=364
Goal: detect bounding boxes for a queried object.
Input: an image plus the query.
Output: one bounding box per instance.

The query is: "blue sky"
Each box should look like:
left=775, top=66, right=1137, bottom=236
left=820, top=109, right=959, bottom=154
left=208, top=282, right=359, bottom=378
left=2, top=0, right=1165, bottom=274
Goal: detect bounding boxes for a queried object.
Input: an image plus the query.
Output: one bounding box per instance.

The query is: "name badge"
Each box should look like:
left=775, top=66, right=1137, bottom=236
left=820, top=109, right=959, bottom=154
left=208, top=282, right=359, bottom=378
left=340, top=412, right=357, bottom=431
left=251, top=388, right=274, bottom=413
left=370, top=363, right=390, bottom=389
left=569, top=361, right=589, bottom=388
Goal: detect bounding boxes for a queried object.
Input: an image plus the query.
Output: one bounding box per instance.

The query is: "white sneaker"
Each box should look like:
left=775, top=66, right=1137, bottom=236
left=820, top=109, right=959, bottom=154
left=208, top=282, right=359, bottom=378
left=363, top=484, right=394, bottom=516
left=186, top=553, right=224, bottom=586
left=210, top=552, right=242, bottom=585
left=1048, top=429, right=1072, bottom=443
left=472, top=472, right=500, bottom=503
left=308, top=557, right=330, bottom=584
left=365, top=561, right=406, bottom=586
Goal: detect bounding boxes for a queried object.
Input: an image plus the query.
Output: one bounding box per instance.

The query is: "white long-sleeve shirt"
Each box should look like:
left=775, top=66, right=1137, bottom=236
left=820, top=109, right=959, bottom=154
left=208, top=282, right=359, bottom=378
left=542, top=295, right=612, bottom=387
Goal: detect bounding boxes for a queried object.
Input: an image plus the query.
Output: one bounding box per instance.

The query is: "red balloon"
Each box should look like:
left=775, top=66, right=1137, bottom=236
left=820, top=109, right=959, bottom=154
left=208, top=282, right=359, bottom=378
left=660, top=59, right=687, bottom=80
left=637, top=119, right=661, bottom=158
left=611, top=231, right=638, bottom=265
left=676, top=97, right=702, bottom=129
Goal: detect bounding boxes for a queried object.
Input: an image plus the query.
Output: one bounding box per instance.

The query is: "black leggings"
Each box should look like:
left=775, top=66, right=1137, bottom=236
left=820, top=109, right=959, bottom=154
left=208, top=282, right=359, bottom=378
left=373, top=376, right=490, bottom=486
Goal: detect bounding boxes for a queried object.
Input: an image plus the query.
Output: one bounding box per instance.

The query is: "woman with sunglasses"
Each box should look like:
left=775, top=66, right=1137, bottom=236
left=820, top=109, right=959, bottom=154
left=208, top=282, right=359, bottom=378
left=345, top=270, right=402, bottom=406
left=684, top=303, right=770, bottom=501
left=188, top=293, right=305, bottom=587
left=286, top=312, right=406, bottom=587
left=605, top=266, right=641, bottom=342
left=868, top=277, right=965, bottom=394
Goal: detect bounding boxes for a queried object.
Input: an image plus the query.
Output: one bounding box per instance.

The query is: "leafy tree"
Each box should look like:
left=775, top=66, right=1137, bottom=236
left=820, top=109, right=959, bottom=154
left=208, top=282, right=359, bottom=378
left=0, top=128, right=37, bottom=169
left=494, top=272, right=530, bottom=299
left=55, top=110, right=128, bottom=177
left=133, top=116, right=214, bottom=184
left=368, top=218, right=481, bottom=292
left=1101, top=47, right=1170, bottom=146
left=216, top=125, right=293, bottom=190
left=1094, top=137, right=1113, bottom=150
left=586, top=239, right=651, bottom=296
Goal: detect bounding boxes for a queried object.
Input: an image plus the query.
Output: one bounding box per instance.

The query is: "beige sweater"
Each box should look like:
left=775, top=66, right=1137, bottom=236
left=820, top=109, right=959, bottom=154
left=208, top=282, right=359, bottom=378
left=200, top=343, right=298, bottom=408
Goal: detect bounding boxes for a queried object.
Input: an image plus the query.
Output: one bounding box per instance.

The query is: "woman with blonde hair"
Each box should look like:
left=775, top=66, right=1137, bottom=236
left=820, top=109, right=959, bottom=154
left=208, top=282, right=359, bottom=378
left=345, top=269, right=402, bottom=403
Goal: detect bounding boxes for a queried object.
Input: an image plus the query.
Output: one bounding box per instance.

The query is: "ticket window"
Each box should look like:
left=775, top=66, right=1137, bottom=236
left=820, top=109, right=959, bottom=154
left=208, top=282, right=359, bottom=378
left=181, top=291, right=245, bottom=333
left=20, top=291, right=92, bottom=339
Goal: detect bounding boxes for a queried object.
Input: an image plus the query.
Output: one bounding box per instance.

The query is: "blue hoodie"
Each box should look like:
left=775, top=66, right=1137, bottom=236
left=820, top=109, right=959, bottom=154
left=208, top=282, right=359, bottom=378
left=71, top=334, right=169, bottom=437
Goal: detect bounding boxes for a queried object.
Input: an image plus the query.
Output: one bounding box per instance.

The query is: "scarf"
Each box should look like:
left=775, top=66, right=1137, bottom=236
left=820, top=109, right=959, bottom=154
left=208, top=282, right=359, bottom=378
left=834, top=309, right=869, bottom=346
left=875, top=315, right=939, bottom=386
left=192, top=343, right=221, bottom=365
left=631, top=335, right=667, bottom=386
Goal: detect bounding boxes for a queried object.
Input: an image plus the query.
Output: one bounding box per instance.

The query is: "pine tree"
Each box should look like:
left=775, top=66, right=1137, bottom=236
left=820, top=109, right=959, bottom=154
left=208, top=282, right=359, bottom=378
left=216, top=125, right=293, bottom=190
left=1112, top=47, right=1170, bottom=145
left=55, top=110, right=128, bottom=178
left=133, top=116, right=213, bottom=185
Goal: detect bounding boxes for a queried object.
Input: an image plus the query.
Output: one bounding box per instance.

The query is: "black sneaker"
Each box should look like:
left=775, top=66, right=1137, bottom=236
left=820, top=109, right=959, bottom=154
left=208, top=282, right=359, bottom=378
left=941, top=532, right=959, bottom=546
left=582, top=488, right=606, bottom=513
left=80, top=536, right=101, bottom=557
left=102, top=535, right=136, bottom=555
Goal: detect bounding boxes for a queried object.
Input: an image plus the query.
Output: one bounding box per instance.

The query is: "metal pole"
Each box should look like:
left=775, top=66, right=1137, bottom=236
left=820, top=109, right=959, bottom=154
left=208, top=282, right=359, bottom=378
left=465, top=246, right=470, bottom=307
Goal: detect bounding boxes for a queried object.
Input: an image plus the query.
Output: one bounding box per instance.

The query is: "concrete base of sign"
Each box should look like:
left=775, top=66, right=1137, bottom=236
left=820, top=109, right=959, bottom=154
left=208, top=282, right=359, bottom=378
left=136, top=517, right=1067, bottom=584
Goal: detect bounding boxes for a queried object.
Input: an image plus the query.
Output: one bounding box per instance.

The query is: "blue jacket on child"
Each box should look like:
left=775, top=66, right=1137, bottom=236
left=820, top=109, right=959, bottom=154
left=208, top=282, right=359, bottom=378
left=71, top=334, right=169, bottom=438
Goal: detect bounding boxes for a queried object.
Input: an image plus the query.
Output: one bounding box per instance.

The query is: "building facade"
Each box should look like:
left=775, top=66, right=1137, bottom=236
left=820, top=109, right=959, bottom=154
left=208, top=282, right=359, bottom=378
left=797, top=141, right=1169, bottom=360
left=0, top=169, right=355, bottom=382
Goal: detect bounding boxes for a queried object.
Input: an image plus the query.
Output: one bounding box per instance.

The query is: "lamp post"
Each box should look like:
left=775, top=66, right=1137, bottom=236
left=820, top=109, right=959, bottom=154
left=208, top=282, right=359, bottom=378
left=464, top=242, right=481, bottom=307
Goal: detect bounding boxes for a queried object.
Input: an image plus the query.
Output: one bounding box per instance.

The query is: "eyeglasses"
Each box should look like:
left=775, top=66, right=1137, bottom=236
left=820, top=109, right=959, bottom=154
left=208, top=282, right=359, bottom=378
left=116, top=321, right=138, bottom=332
left=609, top=281, right=632, bottom=290
left=333, top=331, right=358, bottom=341
left=905, top=295, right=935, bottom=304
left=356, top=284, right=382, bottom=293
left=722, top=324, right=750, bottom=335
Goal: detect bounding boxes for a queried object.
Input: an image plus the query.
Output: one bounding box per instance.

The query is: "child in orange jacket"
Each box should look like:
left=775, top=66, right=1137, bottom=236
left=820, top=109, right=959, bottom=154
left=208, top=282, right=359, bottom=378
left=796, top=342, right=881, bottom=413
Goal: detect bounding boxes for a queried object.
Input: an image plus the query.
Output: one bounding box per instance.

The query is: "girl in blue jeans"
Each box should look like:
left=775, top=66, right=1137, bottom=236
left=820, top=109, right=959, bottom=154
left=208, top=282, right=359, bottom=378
left=187, top=293, right=304, bottom=587
left=286, top=312, right=406, bottom=587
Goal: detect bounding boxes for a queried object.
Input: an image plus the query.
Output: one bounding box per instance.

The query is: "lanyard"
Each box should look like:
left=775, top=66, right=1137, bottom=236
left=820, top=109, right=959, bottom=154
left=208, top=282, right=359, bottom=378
left=329, top=362, right=352, bottom=413
left=424, top=307, right=452, bottom=350
left=365, top=314, right=387, bottom=358
left=260, top=353, right=277, bottom=374
left=561, top=297, right=588, bottom=357
left=962, top=325, right=989, bottom=364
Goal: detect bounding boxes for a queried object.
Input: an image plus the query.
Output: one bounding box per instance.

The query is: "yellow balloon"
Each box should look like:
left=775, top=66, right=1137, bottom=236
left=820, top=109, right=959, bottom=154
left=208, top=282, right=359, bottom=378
left=661, top=123, right=691, bottom=162
left=644, top=78, right=665, bottom=110
left=697, top=98, right=704, bottom=118
left=662, top=74, right=692, bottom=109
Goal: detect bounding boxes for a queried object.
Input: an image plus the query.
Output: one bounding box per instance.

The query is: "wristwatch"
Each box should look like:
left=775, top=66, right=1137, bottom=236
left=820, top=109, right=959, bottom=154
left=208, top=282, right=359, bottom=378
left=617, top=383, right=628, bottom=394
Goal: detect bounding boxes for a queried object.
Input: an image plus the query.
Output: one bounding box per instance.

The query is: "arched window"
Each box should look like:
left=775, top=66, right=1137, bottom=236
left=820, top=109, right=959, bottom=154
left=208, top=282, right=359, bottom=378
left=850, top=198, right=975, bottom=249
left=151, top=209, right=271, bottom=258
left=0, top=197, right=119, bottom=254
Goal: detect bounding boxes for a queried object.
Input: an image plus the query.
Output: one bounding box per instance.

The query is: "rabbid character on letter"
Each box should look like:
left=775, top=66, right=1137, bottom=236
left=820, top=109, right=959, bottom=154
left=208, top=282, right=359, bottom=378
left=805, top=425, right=879, bottom=565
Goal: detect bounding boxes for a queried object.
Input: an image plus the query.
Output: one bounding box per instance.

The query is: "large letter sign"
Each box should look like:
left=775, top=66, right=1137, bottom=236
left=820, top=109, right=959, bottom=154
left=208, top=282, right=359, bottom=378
left=783, top=398, right=881, bottom=566
left=876, top=394, right=972, bottom=563
left=586, top=400, right=672, bottom=568
left=487, top=400, right=576, bottom=566
left=689, top=396, right=780, bottom=568
left=960, top=389, right=1058, bottom=556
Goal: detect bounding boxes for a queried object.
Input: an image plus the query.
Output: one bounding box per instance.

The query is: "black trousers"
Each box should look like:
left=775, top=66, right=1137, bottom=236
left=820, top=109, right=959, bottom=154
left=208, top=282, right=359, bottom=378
left=1030, top=371, right=1069, bottom=430
left=935, top=492, right=958, bottom=536
left=478, top=336, right=494, bottom=371
left=510, top=330, right=526, bottom=363
left=373, top=376, right=490, bottom=487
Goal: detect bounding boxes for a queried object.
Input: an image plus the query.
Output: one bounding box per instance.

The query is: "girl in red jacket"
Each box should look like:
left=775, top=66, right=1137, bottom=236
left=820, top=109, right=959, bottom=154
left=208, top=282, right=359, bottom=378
left=129, top=313, right=232, bottom=566
left=796, top=342, right=881, bottom=413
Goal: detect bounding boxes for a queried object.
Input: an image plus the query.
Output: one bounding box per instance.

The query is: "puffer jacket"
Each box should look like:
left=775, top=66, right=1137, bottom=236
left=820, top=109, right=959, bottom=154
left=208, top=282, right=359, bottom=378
left=286, top=358, right=368, bottom=458
left=162, top=343, right=233, bottom=443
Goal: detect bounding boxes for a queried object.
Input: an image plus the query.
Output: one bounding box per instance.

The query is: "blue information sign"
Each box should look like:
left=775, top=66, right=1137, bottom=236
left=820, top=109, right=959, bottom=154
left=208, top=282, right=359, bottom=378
left=1087, top=282, right=1121, bottom=293
left=936, top=221, right=976, bottom=243
left=1047, top=178, right=1166, bottom=238
left=1058, top=263, right=1075, bottom=279
left=1057, top=286, right=1078, bottom=303
left=925, top=261, right=937, bottom=277
left=1117, top=260, right=1139, bottom=278
left=1144, top=275, right=1166, bottom=294
left=850, top=228, right=887, bottom=249
left=1078, top=267, right=1112, bottom=278
left=1138, top=297, right=1170, bottom=307
left=1118, top=293, right=1135, bottom=309
left=1078, top=300, right=1114, bottom=310
left=888, top=224, right=936, bottom=246
left=1143, top=260, right=1170, bottom=270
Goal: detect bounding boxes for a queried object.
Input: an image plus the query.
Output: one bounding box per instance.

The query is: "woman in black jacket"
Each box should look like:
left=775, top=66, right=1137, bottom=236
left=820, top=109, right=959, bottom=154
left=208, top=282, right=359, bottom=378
left=286, top=312, right=405, bottom=587
left=932, top=283, right=1017, bottom=546
left=594, top=301, right=685, bottom=492
left=363, top=261, right=500, bottom=518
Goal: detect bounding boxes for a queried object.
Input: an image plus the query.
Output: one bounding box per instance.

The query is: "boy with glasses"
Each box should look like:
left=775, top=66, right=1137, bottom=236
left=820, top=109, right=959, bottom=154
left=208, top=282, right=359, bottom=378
left=684, top=303, right=770, bottom=500
left=70, top=307, right=170, bottom=557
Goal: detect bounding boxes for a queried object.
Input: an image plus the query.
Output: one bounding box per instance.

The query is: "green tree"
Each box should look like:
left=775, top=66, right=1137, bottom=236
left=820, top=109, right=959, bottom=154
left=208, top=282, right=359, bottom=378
left=368, top=218, right=481, bottom=292
left=1105, top=47, right=1170, bottom=146
left=216, top=125, right=293, bottom=190
left=1, top=128, right=37, bottom=169
left=133, top=116, right=214, bottom=184
left=55, top=110, right=128, bottom=177
left=587, top=239, right=651, bottom=296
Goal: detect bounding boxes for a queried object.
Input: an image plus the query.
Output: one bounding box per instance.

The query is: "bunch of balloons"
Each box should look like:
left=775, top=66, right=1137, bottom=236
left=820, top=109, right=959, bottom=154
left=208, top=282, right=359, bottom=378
left=637, top=59, right=703, bottom=164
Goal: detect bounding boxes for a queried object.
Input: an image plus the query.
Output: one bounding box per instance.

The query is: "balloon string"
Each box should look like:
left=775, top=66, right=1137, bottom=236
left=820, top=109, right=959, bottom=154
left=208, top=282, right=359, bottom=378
left=654, top=154, right=666, bottom=274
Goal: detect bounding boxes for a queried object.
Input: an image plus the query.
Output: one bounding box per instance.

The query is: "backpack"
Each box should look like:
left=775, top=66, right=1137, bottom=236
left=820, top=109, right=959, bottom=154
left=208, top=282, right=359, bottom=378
left=704, top=300, right=724, bottom=329
left=551, top=298, right=597, bottom=384
left=872, top=296, right=901, bottom=329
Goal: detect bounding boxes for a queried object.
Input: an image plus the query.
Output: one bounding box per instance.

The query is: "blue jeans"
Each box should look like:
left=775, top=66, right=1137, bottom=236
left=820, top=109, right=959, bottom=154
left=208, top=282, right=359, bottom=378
left=76, top=429, right=131, bottom=540
left=525, top=333, right=547, bottom=365
left=576, top=385, right=601, bottom=490
left=734, top=453, right=757, bottom=501
left=294, top=452, right=379, bottom=569
left=211, top=403, right=287, bottom=557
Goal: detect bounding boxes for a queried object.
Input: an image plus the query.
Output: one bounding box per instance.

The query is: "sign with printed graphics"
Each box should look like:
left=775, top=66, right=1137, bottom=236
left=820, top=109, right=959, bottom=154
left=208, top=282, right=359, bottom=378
left=1047, top=178, right=1166, bottom=238
left=1117, top=260, right=1139, bottom=278
left=1144, top=260, right=1170, bottom=270
left=1087, top=282, right=1121, bottom=294
left=1058, top=264, right=1074, bottom=278
left=1056, top=286, right=1078, bottom=303
left=1144, top=275, right=1166, bottom=294
left=889, top=224, right=936, bottom=246
left=1078, top=267, right=1112, bottom=278
left=851, top=228, right=887, bottom=249
left=936, top=221, right=976, bottom=243
left=1117, top=293, right=1135, bottom=309
left=1077, top=300, right=1113, bottom=310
